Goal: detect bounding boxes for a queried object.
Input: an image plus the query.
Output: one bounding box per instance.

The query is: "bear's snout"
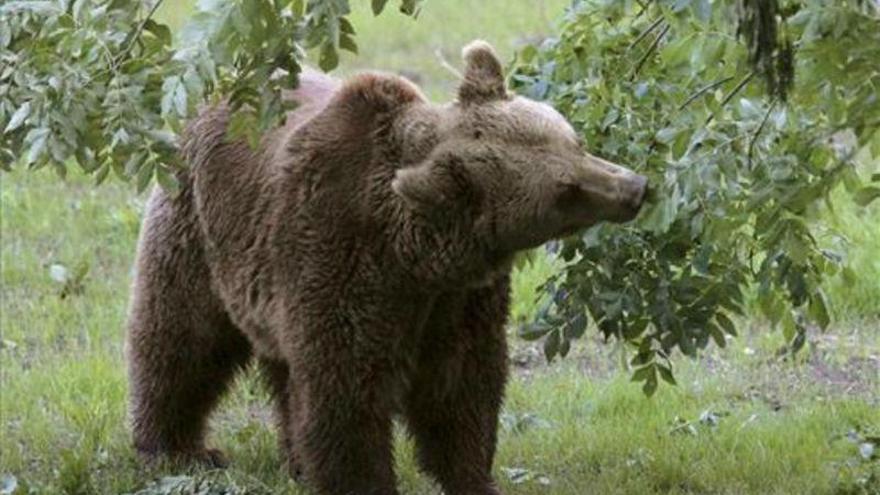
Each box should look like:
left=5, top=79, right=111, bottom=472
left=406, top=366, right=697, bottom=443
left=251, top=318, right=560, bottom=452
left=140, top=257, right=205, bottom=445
left=622, top=174, right=648, bottom=216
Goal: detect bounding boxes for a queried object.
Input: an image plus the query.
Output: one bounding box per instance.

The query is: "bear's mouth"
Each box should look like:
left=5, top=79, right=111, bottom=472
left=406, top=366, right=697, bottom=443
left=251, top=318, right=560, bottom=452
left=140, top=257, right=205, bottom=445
left=556, top=223, right=585, bottom=239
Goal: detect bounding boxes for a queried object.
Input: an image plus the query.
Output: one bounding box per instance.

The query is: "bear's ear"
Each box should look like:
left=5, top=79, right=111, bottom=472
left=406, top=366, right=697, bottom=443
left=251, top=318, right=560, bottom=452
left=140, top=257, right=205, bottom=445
left=392, top=158, right=474, bottom=211
left=458, top=40, right=507, bottom=105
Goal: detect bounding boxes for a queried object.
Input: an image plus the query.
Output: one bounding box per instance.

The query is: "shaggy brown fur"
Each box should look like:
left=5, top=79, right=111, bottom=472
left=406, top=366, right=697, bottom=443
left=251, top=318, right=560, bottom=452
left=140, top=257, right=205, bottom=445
left=126, top=40, right=647, bottom=495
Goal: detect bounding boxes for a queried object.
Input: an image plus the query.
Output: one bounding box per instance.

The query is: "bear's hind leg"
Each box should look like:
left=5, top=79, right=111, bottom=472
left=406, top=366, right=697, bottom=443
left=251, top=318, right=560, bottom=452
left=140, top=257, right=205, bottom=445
left=128, top=311, right=252, bottom=467
left=126, top=188, right=252, bottom=467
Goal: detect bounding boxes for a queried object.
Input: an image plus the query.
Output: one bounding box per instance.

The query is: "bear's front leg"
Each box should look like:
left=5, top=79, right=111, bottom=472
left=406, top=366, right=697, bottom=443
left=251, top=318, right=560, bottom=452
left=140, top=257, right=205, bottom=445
left=405, top=281, right=510, bottom=495
left=285, top=329, right=399, bottom=495
left=259, top=358, right=303, bottom=479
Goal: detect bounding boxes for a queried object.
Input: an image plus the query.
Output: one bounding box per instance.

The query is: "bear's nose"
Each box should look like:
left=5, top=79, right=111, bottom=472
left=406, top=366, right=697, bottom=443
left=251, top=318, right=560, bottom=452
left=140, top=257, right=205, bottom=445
left=623, top=174, right=649, bottom=212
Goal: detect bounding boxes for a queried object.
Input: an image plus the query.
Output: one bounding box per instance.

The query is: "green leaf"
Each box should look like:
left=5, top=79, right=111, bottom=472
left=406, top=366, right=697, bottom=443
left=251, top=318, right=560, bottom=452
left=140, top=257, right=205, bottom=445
left=94, top=162, right=111, bottom=186
left=399, top=0, right=421, bottom=16
left=715, top=312, right=737, bottom=336
left=631, top=363, right=655, bottom=382
left=228, top=110, right=261, bottom=149
left=564, top=312, right=588, bottom=340
left=161, top=76, right=182, bottom=117
left=0, top=151, right=13, bottom=171
left=558, top=336, right=571, bottom=358
left=174, top=82, right=188, bottom=117
left=155, top=165, right=180, bottom=196
left=339, top=34, right=358, bottom=54
left=25, top=128, right=49, bottom=165
left=4, top=101, right=31, bottom=133
left=339, top=17, right=356, bottom=35
left=291, top=0, right=305, bottom=17
left=781, top=310, right=797, bottom=342
left=143, top=19, right=172, bottom=46
left=519, top=321, right=552, bottom=341
left=656, top=127, right=680, bottom=144
left=657, top=364, right=677, bottom=386
left=807, top=290, right=830, bottom=331
left=372, top=0, right=389, bottom=15
left=641, top=196, right=677, bottom=234
left=601, top=108, right=619, bottom=131
left=709, top=324, right=726, bottom=348
left=679, top=333, right=696, bottom=357
left=319, top=42, right=340, bottom=71
left=738, top=98, right=761, bottom=119
left=853, top=186, right=880, bottom=207
left=136, top=160, right=155, bottom=193
left=643, top=373, right=658, bottom=397
left=790, top=325, right=807, bottom=355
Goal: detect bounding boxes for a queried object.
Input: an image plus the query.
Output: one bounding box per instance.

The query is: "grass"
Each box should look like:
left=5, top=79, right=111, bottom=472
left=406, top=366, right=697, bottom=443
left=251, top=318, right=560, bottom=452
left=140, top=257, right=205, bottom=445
left=2, top=1, right=880, bottom=494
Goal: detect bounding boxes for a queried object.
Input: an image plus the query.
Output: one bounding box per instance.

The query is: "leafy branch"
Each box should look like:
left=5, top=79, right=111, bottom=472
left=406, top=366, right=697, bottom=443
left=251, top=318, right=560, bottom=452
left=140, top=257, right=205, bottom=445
left=511, top=0, right=880, bottom=394
left=747, top=98, right=776, bottom=169
left=631, top=22, right=669, bottom=79
left=0, top=0, right=424, bottom=188
left=115, top=0, right=166, bottom=66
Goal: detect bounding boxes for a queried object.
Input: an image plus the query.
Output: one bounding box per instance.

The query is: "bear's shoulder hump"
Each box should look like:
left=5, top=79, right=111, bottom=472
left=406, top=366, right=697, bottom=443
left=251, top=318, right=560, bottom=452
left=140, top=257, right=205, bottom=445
left=330, top=72, right=427, bottom=117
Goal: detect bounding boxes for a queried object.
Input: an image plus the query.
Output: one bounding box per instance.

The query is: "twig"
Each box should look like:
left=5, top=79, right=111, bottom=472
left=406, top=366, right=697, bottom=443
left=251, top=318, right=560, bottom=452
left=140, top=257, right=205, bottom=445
left=646, top=75, right=735, bottom=153
left=678, top=76, right=735, bottom=111
left=747, top=98, right=776, bottom=170
left=434, top=48, right=463, bottom=80
left=705, top=71, right=755, bottom=125
left=628, top=16, right=664, bottom=50
left=633, top=0, right=652, bottom=19
left=631, top=22, right=669, bottom=80
left=116, top=0, right=165, bottom=65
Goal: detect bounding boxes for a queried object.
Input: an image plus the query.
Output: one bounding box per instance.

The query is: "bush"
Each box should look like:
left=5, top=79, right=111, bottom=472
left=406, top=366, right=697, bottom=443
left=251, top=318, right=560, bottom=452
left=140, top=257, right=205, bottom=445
left=510, top=0, right=880, bottom=393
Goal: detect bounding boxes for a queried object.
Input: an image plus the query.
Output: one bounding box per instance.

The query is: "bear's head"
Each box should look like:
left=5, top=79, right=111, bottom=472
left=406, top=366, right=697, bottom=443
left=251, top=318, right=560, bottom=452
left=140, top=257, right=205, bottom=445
left=392, top=40, right=648, bottom=253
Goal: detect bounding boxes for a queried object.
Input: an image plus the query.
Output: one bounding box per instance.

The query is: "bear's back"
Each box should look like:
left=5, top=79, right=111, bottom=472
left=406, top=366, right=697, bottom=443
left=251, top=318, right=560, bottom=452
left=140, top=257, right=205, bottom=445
left=178, top=71, right=429, bottom=351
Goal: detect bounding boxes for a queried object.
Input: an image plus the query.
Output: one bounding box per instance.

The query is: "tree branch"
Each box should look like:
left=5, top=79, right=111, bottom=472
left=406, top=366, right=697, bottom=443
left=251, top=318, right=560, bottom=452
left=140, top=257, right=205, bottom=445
left=633, top=0, right=653, bottom=19
left=434, top=48, right=463, bottom=80
left=747, top=99, right=776, bottom=170
left=631, top=22, right=669, bottom=80
left=678, top=76, right=735, bottom=111
left=705, top=71, right=755, bottom=125
left=629, top=16, right=664, bottom=50
left=116, top=0, right=165, bottom=65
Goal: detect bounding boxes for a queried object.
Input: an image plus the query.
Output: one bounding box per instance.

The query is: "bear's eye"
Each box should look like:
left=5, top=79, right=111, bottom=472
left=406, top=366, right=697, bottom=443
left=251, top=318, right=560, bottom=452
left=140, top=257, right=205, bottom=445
left=473, top=130, right=483, bottom=139
left=556, top=182, right=582, bottom=206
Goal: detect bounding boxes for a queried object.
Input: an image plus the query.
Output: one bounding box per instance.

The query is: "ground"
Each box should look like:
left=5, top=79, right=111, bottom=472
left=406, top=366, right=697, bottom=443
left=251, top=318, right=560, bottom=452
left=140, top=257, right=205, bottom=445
left=1, top=1, right=879, bottom=494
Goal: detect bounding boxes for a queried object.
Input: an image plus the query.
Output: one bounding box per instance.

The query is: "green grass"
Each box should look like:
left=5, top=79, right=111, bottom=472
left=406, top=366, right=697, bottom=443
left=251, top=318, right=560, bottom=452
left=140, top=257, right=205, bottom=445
left=336, top=0, right=566, bottom=100
left=1, top=168, right=879, bottom=494
left=3, top=2, right=880, bottom=494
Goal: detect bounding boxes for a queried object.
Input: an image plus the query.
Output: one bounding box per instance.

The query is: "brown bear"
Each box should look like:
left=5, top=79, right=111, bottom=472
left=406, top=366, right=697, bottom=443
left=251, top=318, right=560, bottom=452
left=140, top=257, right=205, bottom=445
left=126, top=40, right=647, bottom=495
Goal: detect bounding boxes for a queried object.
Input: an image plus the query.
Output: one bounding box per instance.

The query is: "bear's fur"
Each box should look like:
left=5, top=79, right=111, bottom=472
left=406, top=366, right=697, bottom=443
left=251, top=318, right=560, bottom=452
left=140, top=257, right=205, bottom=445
left=126, top=40, right=647, bottom=495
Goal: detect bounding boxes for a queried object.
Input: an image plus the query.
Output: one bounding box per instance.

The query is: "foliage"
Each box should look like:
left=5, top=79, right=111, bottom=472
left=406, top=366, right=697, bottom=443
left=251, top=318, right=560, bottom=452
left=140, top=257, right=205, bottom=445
left=511, top=0, right=880, bottom=393
left=0, top=0, right=421, bottom=190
